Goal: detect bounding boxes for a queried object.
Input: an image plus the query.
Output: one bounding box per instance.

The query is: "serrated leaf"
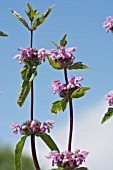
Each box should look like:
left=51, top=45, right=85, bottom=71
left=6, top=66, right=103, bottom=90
left=68, top=62, right=92, bottom=70
left=39, top=133, right=60, bottom=152
left=10, top=9, right=29, bottom=29
left=75, top=168, right=89, bottom=170
left=47, top=56, right=63, bottom=70
left=15, top=136, right=27, bottom=170
left=17, top=80, right=31, bottom=107
left=0, top=31, right=8, bottom=37
left=101, top=107, right=113, bottom=124
left=60, top=33, right=68, bottom=47
left=33, top=4, right=55, bottom=28
left=71, top=87, right=91, bottom=98
left=51, top=98, right=68, bottom=114
left=25, top=2, right=40, bottom=21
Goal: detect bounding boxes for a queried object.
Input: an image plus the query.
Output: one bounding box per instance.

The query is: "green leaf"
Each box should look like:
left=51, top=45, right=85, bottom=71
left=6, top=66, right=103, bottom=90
left=51, top=41, right=59, bottom=49
left=17, top=80, right=31, bottom=107
left=18, top=65, right=37, bottom=107
left=101, top=107, right=113, bottom=124
left=68, top=62, right=92, bottom=70
left=25, top=2, right=40, bottom=21
left=52, top=168, right=64, bottom=170
left=33, top=4, right=55, bottom=28
left=47, top=56, right=63, bottom=70
left=39, top=133, right=60, bottom=152
left=15, top=136, right=27, bottom=170
left=75, top=168, right=89, bottom=170
left=71, top=87, right=91, bottom=99
left=0, top=31, right=8, bottom=37
left=51, top=98, right=68, bottom=114
left=10, top=9, right=29, bottom=29
left=60, top=33, right=68, bottom=47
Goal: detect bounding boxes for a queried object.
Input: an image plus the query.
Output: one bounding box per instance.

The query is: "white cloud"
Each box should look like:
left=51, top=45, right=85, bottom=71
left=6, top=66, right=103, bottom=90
left=23, top=100, right=113, bottom=170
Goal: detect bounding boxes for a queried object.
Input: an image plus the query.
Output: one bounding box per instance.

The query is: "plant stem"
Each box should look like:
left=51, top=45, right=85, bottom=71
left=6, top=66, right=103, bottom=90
left=30, top=23, right=41, bottom=170
left=64, top=67, right=73, bottom=152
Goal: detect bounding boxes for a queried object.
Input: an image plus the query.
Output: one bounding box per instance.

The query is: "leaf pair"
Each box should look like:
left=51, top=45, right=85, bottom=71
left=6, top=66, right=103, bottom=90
left=51, top=87, right=90, bottom=114
left=15, top=134, right=59, bottom=170
left=10, top=2, right=55, bottom=30
left=17, top=64, right=37, bottom=107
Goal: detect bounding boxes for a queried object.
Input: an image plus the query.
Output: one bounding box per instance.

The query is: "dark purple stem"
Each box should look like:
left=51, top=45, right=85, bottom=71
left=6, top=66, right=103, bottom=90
left=30, top=23, right=41, bottom=170
left=64, top=67, right=73, bottom=152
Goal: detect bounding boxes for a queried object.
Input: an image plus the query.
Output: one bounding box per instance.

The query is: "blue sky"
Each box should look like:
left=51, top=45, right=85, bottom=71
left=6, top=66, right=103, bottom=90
left=0, top=0, right=113, bottom=169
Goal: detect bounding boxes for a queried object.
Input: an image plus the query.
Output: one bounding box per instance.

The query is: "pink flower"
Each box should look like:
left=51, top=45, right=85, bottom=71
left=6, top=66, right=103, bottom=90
left=38, top=48, right=50, bottom=61
left=40, top=120, right=54, bottom=133
left=103, top=16, right=113, bottom=32
left=50, top=80, right=64, bottom=94
left=67, top=76, right=84, bottom=89
left=105, top=90, right=113, bottom=106
left=10, top=123, right=20, bottom=134
left=30, top=120, right=37, bottom=131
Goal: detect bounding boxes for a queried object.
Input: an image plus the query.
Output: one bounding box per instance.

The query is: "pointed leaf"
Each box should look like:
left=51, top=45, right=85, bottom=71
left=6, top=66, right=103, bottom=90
left=25, top=2, right=40, bottom=21
left=15, top=136, right=27, bottom=170
left=101, top=107, right=113, bottom=124
left=0, top=31, right=8, bottom=37
left=71, top=87, right=91, bottom=98
left=33, top=4, right=55, bottom=28
left=17, top=80, right=31, bottom=107
left=60, top=33, right=68, bottom=47
left=51, top=41, right=59, bottom=49
left=51, top=98, right=68, bottom=114
left=39, top=133, right=60, bottom=152
left=68, top=62, right=92, bottom=70
left=47, top=56, right=63, bottom=70
left=10, top=9, right=29, bottom=29
left=75, top=168, right=89, bottom=170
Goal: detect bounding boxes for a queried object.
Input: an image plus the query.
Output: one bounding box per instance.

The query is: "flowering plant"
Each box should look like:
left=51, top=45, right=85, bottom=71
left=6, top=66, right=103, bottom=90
left=10, top=2, right=90, bottom=170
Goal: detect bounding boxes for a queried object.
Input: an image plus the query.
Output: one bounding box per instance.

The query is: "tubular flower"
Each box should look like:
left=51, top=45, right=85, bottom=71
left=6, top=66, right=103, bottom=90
left=50, top=46, right=76, bottom=67
left=10, top=120, right=54, bottom=135
left=47, top=149, right=89, bottom=169
left=103, top=16, right=113, bottom=32
left=13, top=47, right=50, bottom=64
left=50, top=76, right=84, bottom=97
left=105, top=90, right=113, bottom=106
left=10, top=123, right=20, bottom=134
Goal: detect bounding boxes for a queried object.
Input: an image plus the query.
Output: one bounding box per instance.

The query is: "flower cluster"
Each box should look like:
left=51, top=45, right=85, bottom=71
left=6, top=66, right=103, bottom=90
left=50, top=46, right=76, bottom=67
left=103, top=16, right=113, bottom=32
left=10, top=119, right=54, bottom=135
left=105, top=90, right=113, bottom=106
left=47, top=149, right=89, bottom=169
left=14, top=47, right=50, bottom=64
left=50, top=75, right=83, bottom=97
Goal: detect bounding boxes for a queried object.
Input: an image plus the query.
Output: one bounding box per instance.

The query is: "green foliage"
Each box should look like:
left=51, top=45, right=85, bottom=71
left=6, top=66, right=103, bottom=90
left=17, top=65, right=37, bottom=107
left=33, top=4, right=55, bottom=28
left=47, top=56, right=63, bottom=70
left=75, top=168, right=89, bottom=170
left=68, top=62, right=92, bottom=70
left=101, top=107, right=113, bottom=124
left=39, top=133, right=60, bottom=152
left=0, top=31, right=8, bottom=37
left=25, top=2, right=40, bottom=21
left=52, top=167, right=64, bottom=170
left=9, top=9, right=29, bottom=29
left=60, top=33, right=68, bottom=47
left=0, top=146, right=34, bottom=170
left=51, top=98, right=68, bottom=114
left=71, top=87, right=91, bottom=99
left=15, top=136, right=27, bottom=170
